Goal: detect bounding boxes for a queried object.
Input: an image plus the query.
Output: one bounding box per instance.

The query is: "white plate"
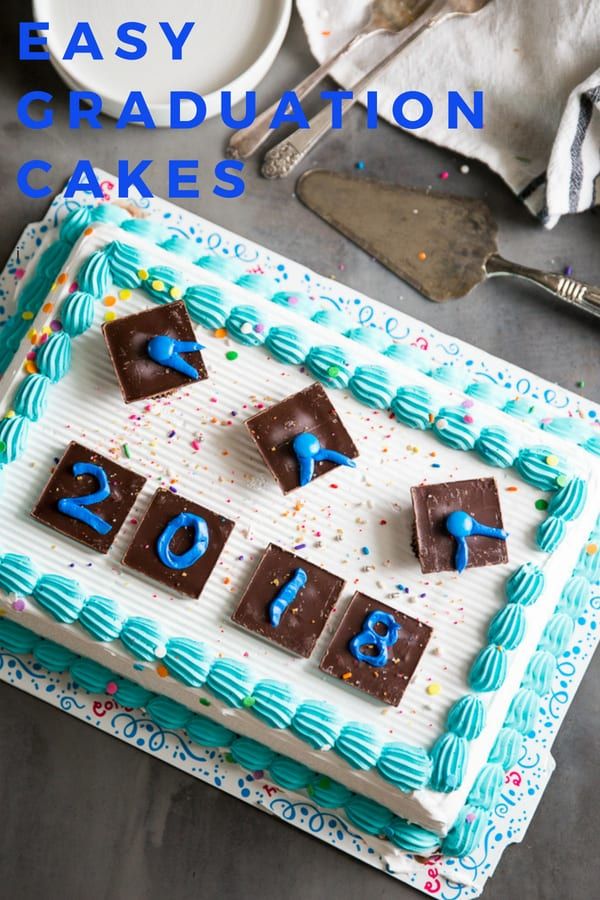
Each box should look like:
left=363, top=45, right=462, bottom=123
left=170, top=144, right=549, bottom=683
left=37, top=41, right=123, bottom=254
left=33, top=0, right=292, bottom=125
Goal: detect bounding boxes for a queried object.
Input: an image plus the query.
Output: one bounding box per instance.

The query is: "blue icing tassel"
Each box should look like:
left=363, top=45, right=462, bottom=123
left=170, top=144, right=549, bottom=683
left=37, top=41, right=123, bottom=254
left=433, top=407, right=477, bottom=451
left=265, top=325, right=309, bottom=365
left=335, top=722, right=381, bottom=770
left=538, top=612, right=574, bottom=656
left=558, top=575, right=590, bottom=617
left=305, top=345, right=351, bottom=388
left=60, top=207, right=93, bottom=245
left=269, top=756, right=313, bottom=791
left=0, top=415, right=30, bottom=463
left=344, top=795, right=394, bottom=835
left=487, top=604, right=525, bottom=650
left=376, top=742, right=432, bottom=791
left=504, top=688, right=540, bottom=733
left=291, top=700, right=340, bottom=749
left=488, top=726, right=523, bottom=769
left=229, top=736, right=275, bottom=771
left=465, top=380, right=507, bottom=407
left=475, top=426, right=518, bottom=468
left=0, top=618, right=39, bottom=654
left=385, top=819, right=440, bottom=855
left=506, top=562, right=545, bottom=606
left=107, top=241, right=143, bottom=289
left=446, top=694, right=486, bottom=740
left=348, top=364, right=394, bottom=409
left=164, top=637, right=212, bottom=687
left=186, top=715, right=235, bottom=748
left=269, top=568, right=307, bottom=626
left=429, top=732, right=467, bottom=791
left=120, top=616, right=165, bottom=661
left=548, top=477, right=587, bottom=521
left=147, top=695, right=192, bottom=731
left=33, top=640, right=77, bottom=672
left=536, top=515, right=567, bottom=552
left=226, top=305, right=267, bottom=345
left=184, top=285, right=230, bottom=329
left=310, top=308, right=349, bottom=332
left=235, top=272, right=278, bottom=298
left=77, top=249, right=112, bottom=296
left=147, top=335, right=205, bottom=380
left=250, top=680, right=296, bottom=729
left=33, top=574, right=84, bottom=623
left=114, top=677, right=152, bottom=708
left=467, top=762, right=504, bottom=808
left=344, top=326, right=389, bottom=353
left=271, top=290, right=313, bottom=317
left=13, top=374, right=50, bottom=421
left=514, top=446, right=566, bottom=491
left=292, top=432, right=356, bottom=487
left=308, top=776, right=352, bottom=808
left=442, top=806, right=486, bottom=858
left=384, top=342, right=430, bottom=372
left=0, top=553, right=39, bottom=595
left=206, top=658, right=252, bottom=707
left=429, top=364, right=466, bottom=390
left=79, top=595, right=123, bottom=642
left=446, top=510, right=508, bottom=573
left=60, top=291, right=96, bottom=337
left=195, top=254, right=245, bottom=281
left=468, top=644, right=507, bottom=692
left=36, top=331, right=72, bottom=383
left=391, top=385, right=432, bottom=430
left=70, top=658, right=113, bottom=694
left=522, top=650, right=556, bottom=695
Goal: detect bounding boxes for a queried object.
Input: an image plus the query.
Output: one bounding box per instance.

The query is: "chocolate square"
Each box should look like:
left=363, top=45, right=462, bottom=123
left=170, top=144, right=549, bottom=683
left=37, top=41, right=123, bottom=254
left=102, top=301, right=208, bottom=404
left=232, top=543, right=345, bottom=657
left=245, top=383, right=358, bottom=494
left=122, top=489, right=234, bottom=598
left=31, top=441, right=146, bottom=554
left=320, top=592, right=432, bottom=706
left=411, top=477, right=508, bottom=574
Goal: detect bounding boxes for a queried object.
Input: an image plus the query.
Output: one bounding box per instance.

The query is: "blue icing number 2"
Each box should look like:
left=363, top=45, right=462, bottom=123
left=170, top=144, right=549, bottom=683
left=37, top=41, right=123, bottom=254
left=57, top=463, right=112, bottom=535
left=157, top=512, right=210, bottom=570
left=349, top=611, right=401, bottom=668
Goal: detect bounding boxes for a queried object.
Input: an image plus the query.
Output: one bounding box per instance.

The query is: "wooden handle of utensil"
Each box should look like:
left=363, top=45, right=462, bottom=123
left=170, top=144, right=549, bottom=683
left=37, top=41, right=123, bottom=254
left=486, top=254, right=600, bottom=321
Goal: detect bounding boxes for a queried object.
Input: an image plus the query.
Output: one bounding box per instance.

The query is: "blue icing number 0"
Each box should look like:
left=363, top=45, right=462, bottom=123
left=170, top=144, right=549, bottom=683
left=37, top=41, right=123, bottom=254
left=57, top=463, right=112, bottom=535
left=157, top=512, right=210, bottom=570
left=349, top=611, right=401, bottom=668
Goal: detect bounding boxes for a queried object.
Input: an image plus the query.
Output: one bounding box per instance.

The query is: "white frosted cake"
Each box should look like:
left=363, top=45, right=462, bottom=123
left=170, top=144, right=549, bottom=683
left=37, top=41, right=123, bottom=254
left=0, top=202, right=598, bottom=860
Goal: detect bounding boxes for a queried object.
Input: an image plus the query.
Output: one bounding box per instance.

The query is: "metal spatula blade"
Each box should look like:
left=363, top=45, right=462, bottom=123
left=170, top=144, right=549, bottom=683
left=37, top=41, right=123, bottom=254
left=296, top=169, right=600, bottom=318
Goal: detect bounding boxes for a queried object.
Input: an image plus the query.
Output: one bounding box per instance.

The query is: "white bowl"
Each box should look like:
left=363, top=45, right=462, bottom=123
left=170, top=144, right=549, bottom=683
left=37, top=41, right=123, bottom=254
left=33, top=0, right=292, bottom=126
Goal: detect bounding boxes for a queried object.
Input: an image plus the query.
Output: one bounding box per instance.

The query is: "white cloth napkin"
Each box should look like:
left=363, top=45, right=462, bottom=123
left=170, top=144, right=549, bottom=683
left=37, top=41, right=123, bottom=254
left=296, top=0, right=600, bottom=228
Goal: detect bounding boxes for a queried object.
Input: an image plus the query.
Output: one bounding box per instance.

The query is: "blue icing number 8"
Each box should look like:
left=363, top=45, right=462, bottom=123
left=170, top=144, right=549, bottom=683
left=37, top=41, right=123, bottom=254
left=349, top=611, right=401, bottom=668
left=157, top=512, right=210, bottom=570
left=58, top=463, right=112, bottom=535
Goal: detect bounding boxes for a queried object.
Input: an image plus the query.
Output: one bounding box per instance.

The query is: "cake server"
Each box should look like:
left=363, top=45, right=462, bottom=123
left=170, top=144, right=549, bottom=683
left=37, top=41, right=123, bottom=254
left=296, top=169, right=600, bottom=320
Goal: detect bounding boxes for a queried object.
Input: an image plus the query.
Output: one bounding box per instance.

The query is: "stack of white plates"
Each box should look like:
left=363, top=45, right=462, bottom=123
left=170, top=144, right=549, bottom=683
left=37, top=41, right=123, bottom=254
left=32, top=0, right=292, bottom=126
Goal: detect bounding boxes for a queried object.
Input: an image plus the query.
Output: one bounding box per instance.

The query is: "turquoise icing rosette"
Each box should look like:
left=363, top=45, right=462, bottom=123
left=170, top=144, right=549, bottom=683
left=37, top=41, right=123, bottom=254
left=308, top=776, right=352, bottom=808
left=120, top=217, right=168, bottom=244
left=271, top=290, right=313, bottom=317
left=32, top=574, right=84, bottom=623
left=142, top=266, right=184, bottom=303
left=348, top=364, right=394, bottom=409
left=335, top=722, right=381, bottom=770
left=13, top=374, right=50, bottom=422
left=468, top=644, right=507, bottom=691
left=291, top=700, right=340, bottom=749
left=79, top=595, right=123, bottom=642
left=515, top=446, right=567, bottom=490
left=344, top=795, right=394, bottom=835
left=306, top=345, right=351, bottom=388
left=465, top=380, right=507, bottom=407
left=475, top=426, right=518, bottom=468
left=250, top=679, right=296, bottom=729
left=310, top=308, right=349, bottom=332
left=235, top=272, right=278, bottom=298
left=536, top=515, right=567, bottom=552
left=0, top=415, right=30, bottom=464
left=70, top=658, right=113, bottom=694
left=503, top=396, right=536, bottom=420
left=206, top=658, right=252, bottom=707
left=522, top=650, right=556, bottom=694
left=0, top=553, right=39, bottom=595
left=384, top=342, right=430, bottom=372
left=344, top=326, right=389, bottom=353
left=226, top=305, right=268, bottom=345
left=195, top=254, right=245, bottom=281
left=229, top=736, right=275, bottom=771
left=184, top=284, right=230, bottom=330
left=429, top=732, right=467, bottom=791
left=0, top=617, right=40, bottom=654
left=446, top=694, right=486, bottom=740
left=186, top=715, right=235, bottom=747
left=35, top=331, right=72, bottom=383
left=376, top=742, right=432, bottom=791
left=120, top=616, right=165, bottom=661
left=33, top=640, right=77, bottom=672
left=269, top=756, right=313, bottom=791
left=506, top=562, right=545, bottom=606
left=107, top=241, right=144, bottom=288
left=265, top=325, right=309, bottom=365
left=391, top=385, right=432, bottom=430
left=146, top=696, right=192, bottom=731
left=548, top=476, right=587, bottom=520
left=77, top=249, right=112, bottom=296
left=433, top=406, right=477, bottom=451
left=163, top=637, right=212, bottom=687
left=429, top=364, right=467, bottom=390
left=159, top=235, right=199, bottom=260
left=60, top=291, right=96, bottom=337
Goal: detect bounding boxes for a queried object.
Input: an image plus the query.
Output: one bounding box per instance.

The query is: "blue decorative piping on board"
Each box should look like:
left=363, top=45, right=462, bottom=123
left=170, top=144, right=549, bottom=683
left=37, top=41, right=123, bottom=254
left=0, top=203, right=596, bottom=799
left=0, top=617, right=440, bottom=859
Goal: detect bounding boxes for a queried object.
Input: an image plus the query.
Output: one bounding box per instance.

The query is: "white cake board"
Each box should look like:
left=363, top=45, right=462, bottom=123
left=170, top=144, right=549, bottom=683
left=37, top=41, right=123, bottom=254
left=0, top=172, right=598, bottom=897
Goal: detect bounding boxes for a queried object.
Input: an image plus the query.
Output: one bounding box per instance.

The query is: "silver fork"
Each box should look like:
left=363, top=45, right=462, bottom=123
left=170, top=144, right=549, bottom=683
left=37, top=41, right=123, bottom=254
left=226, top=0, right=432, bottom=161
left=262, top=0, right=491, bottom=180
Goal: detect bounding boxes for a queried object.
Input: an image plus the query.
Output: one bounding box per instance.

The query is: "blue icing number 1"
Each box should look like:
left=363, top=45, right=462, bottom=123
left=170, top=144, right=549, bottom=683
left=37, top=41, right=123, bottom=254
left=57, top=463, right=112, bottom=535
left=349, top=611, right=401, bottom=668
left=157, top=512, right=210, bottom=570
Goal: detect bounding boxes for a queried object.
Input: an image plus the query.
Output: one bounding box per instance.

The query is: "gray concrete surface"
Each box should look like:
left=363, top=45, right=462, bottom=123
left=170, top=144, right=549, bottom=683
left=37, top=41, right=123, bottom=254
left=0, top=4, right=598, bottom=899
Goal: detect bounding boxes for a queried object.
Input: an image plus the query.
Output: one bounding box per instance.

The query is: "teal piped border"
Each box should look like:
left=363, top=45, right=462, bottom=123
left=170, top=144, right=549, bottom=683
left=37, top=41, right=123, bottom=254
left=0, top=203, right=595, bottom=799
